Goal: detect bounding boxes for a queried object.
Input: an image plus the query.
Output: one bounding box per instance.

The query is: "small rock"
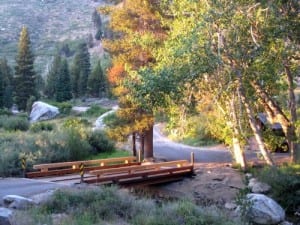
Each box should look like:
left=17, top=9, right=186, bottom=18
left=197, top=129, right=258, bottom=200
left=0, top=207, right=13, bottom=225
left=245, top=173, right=253, bottom=179
left=225, top=202, right=237, bottom=210
left=248, top=178, right=271, bottom=194
left=3, top=195, right=34, bottom=210
left=246, top=193, right=285, bottom=224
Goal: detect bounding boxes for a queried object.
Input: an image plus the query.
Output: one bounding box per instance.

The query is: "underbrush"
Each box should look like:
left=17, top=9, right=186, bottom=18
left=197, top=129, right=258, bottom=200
left=13, top=186, right=241, bottom=225
left=0, top=118, right=116, bottom=177
left=251, top=164, right=300, bottom=214
left=0, top=115, right=29, bottom=131
left=83, top=105, right=109, bottom=117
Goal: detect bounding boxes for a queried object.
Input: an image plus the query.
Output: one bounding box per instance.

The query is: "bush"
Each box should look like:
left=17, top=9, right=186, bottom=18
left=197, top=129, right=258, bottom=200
left=0, top=115, right=29, bottom=131
left=13, top=186, right=241, bottom=225
left=64, top=128, right=92, bottom=160
left=51, top=101, right=72, bottom=115
left=0, top=108, right=12, bottom=116
left=30, top=122, right=55, bottom=133
left=84, top=105, right=108, bottom=117
left=253, top=165, right=300, bottom=214
left=88, top=130, right=115, bottom=153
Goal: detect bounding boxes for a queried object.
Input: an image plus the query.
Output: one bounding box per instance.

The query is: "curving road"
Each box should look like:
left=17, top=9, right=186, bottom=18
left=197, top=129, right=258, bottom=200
left=153, top=124, right=233, bottom=163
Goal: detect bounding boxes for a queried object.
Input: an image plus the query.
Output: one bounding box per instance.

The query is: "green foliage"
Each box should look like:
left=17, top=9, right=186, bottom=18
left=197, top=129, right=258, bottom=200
left=88, top=130, right=115, bottom=153
left=262, top=128, right=288, bottom=152
left=83, top=105, right=108, bottom=117
left=87, top=60, right=107, bottom=97
left=0, top=108, right=12, bottom=116
left=0, top=115, right=29, bottom=131
left=14, top=27, right=37, bottom=111
left=253, top=165, right=300, bottom=214
left=44, top=54, right=61, bottom=98
left=51, top=101, right=72, bottom=115
left=14, top=186, right=240, bottom=225
left=30, top=122, right=55, bottom=133
left=0, top=127, right=97, bottom=176
left=56, top=59, right=72, bottom=102
left=71, top=42, right=91, bottom=97
left=64, top=128, right=92, bottom=160
left=0, top=58, right=13, bottom=109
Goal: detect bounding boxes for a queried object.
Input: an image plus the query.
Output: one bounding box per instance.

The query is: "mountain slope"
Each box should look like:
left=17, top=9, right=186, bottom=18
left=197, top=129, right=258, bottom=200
left=0, top=0, right=106, bottom=74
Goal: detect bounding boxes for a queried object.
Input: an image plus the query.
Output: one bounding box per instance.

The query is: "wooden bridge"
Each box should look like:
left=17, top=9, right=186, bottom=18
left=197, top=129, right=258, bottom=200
left=27, top=155, right=194, bottom=186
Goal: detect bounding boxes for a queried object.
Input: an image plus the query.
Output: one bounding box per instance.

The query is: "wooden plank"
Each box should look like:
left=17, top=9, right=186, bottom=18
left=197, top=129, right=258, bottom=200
left=27, top=162, right=141, bottom=178
left=33, top=156, right=137, bottom=171
left=89, top=160, right=190, bottom=177
left=85, top=165, right=194, bottom=184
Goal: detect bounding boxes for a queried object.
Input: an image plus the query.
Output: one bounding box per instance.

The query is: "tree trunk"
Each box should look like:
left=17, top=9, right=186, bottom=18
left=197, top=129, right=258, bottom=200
left=229, top=97, right=247, bottom=170
left=285, top=63, right=298, bottom=162
left=132, top=132, right=137, bottom=157
left=240, top=81, right=275, bottom=166
left=140, top=132, right=145, bottom=161
left=144, top=125, right=154, bottom=160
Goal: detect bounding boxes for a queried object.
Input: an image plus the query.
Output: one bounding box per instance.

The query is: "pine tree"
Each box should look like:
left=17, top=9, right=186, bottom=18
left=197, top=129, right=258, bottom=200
left=92, top=9, right=102, bottom=40
left=0, top=68, right=4, bottom=108
left=0, top=58, right=13, bottom=109
left=14, top=27, right=36, bottom=111
left=71, top=55, right=81, bottom=98
left=71, top=42, right=91, bottom=97
left=56, top=59, right=72, bottom=102
left=45, top=54, right=61, bottom=98
left=87, top=60, right=106, bottom=97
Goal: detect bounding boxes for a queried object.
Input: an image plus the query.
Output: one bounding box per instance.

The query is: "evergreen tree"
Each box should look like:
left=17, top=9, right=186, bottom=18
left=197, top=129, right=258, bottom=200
left=0, top=58, right=13, bottom=109
left=45, top=54, right=61, bottom=98
left=71, top=42, right=91, bottom=97
left=87, top=60, right=106, bottom=97
left=56, top=59, right=72, bottom=102
left=71, top=55, right=81, bottom=98
left=92, top=9, right=102, bottom=40
left=0, top=68, right=4, bottom=108
left=14, top=27, right=36, bottom=111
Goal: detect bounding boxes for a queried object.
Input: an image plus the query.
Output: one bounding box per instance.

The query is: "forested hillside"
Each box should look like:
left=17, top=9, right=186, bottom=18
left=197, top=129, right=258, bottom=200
left=0, top=0, right=105, bottom=74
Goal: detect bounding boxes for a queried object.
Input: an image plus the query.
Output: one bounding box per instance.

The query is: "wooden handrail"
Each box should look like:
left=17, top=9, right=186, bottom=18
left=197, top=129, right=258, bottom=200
left=33, top=156, right=137, bottom=172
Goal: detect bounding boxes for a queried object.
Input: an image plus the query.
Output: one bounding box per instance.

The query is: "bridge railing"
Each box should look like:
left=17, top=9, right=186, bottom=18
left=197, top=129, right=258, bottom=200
left=26, top=156, right=139, bottom=178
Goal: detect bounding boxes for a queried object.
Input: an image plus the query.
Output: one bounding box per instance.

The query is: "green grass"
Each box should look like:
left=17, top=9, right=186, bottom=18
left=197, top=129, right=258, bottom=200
left=86, top=150, right=131, bottom=160
left=13, top=186, right=241, bottom=225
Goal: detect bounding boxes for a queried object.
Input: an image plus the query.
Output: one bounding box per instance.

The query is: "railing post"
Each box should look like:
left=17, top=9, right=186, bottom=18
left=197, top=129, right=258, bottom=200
left=138, top=149, right=142, bottom=163
left=80, top=163, right=85, bottom=183
left=21, top=157, right=26, bottom=178
left=190, top=152, right=195, bottom=167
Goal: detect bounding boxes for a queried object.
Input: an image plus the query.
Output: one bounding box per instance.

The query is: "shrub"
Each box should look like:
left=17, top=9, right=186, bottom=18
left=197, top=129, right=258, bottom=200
left=253, top=165, right=300, bottom=214
left=30, top=122, right=55, bottom=133
left=88, top=130, right=115, bottom=153
left=84, top=105, right=108, bottom=117
left=64, top=128, right=92, bottom=160
left=0, top=108, right=12, bottom=116
left=51, top=101, right=72, bottom=115
left=0, top=115, right=29, bottom=131
left=16, top=186, right=240, bottom=225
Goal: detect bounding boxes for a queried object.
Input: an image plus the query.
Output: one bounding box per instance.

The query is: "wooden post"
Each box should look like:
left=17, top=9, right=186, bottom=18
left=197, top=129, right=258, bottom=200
left=79, top=163, right=84, bottom=183
left=190, top=152, right=195, bottom=167
left=21, top=157, right=26, bottom=177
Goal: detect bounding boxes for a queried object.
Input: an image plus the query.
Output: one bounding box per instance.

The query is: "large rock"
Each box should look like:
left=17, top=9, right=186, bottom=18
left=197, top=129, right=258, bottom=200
left=3, top=195, right=34, bottom=210
left=29, top=101, right=59, bottom=122
left=0, top=207, right=13, bottom=225
left=246, top=193, right=285, bottom=224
